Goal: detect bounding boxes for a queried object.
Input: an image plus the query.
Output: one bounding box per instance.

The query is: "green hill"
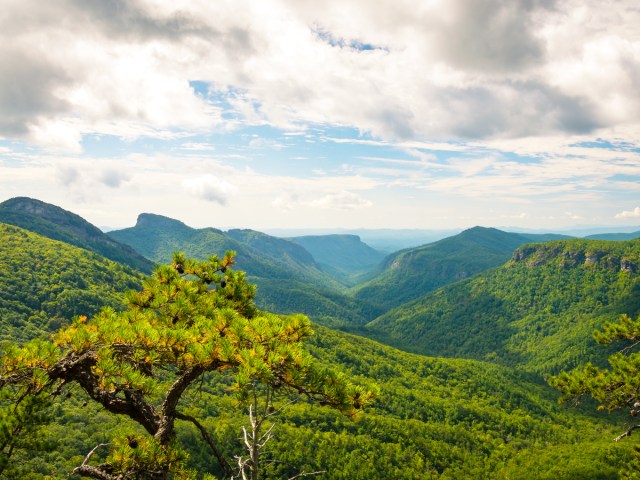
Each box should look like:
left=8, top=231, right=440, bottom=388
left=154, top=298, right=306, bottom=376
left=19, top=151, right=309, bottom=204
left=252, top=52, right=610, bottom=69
left=366, top=238, right=640, bottom=374
left=0, top=197, right=154, bottom=273
left=0, top=235, right=631, bottom=478
left=108, top=214, right=382, bottom=325
left=0, top=223, right=144, bottom=342
left=353, top=226, right=569, bottom=312
left=287, top=234, right=385, bottom=284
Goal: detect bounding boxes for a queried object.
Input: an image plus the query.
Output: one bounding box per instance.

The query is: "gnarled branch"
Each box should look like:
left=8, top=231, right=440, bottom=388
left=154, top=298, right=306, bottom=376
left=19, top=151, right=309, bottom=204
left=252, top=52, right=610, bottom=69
left=175, top=411, right=233, bottom=477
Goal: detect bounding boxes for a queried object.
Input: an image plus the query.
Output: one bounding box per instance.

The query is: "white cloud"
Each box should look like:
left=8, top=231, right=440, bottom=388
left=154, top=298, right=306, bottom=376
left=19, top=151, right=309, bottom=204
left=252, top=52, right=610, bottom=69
left=182, top=174, right=237, bottom=205
left=2, top=0, right=639, bottom=151
left=615, top=207, right=640, bottom=219
left=309, top=191, right=373, bottom=210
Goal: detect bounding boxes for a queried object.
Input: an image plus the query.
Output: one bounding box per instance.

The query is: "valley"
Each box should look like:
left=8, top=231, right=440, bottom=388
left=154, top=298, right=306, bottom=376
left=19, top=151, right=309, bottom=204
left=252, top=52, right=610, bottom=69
left=1, top=197, right=639, bottom=479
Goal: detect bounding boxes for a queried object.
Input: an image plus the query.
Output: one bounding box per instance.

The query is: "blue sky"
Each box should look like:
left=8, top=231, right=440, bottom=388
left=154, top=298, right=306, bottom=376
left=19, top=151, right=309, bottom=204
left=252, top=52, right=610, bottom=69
left=1, top=0, right=639, bottom=231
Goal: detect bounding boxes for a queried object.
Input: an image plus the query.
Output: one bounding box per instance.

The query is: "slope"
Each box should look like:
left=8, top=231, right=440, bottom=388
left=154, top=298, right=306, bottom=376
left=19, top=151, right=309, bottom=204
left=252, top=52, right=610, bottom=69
left=367, top=238, right=640, bottom=374
left=0, top=197, right=154, bottom=273
left=0, top=242, right=631, bottom=479
left=353, top=226, right=569, bottom=312
left=287, top=234, right=385, bottom=284
left=0, top=223, right=144, bottom=342
left=109, top=214, right=380, bottom=325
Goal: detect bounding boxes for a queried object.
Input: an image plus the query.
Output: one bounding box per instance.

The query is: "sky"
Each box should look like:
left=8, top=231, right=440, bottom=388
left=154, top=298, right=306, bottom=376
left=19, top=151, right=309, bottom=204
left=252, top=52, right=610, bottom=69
left=1, top=0, right=639, bottom=232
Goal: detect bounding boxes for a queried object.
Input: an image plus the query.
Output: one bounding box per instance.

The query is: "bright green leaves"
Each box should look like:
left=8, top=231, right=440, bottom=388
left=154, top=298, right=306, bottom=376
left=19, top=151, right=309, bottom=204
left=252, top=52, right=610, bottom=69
left=0, top=252, right=374, bottom=478
left=107, top=431, right=195, bottom=480
left=550, top=313, right=640, bottom=445
left=594, top=314, right=640, bottom=346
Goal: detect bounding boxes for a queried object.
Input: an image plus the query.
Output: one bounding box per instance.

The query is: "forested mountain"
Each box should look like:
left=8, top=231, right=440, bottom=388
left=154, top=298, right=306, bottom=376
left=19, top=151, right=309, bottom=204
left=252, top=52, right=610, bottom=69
left=287, top=234, right=385, bottom=284
left=0, top=223, right=144, bottom=342
left=0, top=197, right=154, bottom=273
left=0, top=229, right=632, bottom=478
left=108, top=214, right=382, bottom=325
left=366, top=238, right=640, bottom=374
left=353, top=226, right=569, bottom=312
left=586, top=230, right=640, bottom=241
left=0, top=205, right=640, bottom=480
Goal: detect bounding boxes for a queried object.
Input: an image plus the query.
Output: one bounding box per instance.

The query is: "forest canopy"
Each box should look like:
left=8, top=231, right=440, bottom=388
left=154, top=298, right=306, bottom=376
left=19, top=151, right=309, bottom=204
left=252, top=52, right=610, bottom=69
left=0, top=252, right=375, bottom=479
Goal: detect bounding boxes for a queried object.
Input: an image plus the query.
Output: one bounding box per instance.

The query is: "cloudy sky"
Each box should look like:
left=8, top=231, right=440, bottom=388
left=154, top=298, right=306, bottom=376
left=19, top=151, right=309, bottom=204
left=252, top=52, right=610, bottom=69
left=1, top=0, right=639, bottom=231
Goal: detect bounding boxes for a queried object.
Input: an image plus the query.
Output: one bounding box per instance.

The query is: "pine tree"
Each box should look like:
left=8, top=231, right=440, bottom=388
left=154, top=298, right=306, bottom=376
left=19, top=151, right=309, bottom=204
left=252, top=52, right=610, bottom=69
left=0, top=252, right=374, bottom=479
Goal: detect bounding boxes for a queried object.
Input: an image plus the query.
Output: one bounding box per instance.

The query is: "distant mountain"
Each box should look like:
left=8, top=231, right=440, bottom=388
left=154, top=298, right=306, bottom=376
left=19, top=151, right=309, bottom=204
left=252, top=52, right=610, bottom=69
left=586, top=231, right=640, bottom=241
left=0, top=197, right=154, bottom=273
left=267, top=228, right=461, bottom=252
left=287, top=234, right=385, bottom=284
left=366, top=238, right=640, bottom=374
left=109, top=214, right=381, bottom=324
left=0, top=222, right=144, bottom=342
left=353, top=226, right=569, bottom=312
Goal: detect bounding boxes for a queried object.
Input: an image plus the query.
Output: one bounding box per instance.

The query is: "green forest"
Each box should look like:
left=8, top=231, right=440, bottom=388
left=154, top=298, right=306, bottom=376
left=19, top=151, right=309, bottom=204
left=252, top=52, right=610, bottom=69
left=2, top=198, right=640, bottom=479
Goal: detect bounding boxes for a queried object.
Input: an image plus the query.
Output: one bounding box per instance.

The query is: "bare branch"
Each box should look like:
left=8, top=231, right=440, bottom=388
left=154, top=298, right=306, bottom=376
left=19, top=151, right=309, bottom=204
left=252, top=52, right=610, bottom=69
left=288, top=470, right=327, bottom=479
left=79, top=443, right=111, bottom=468
left=73, top=444, right=116, bottom=480
left=620, top=339, right=640, bottom=355
left=615, top=424, right=640, bottom=442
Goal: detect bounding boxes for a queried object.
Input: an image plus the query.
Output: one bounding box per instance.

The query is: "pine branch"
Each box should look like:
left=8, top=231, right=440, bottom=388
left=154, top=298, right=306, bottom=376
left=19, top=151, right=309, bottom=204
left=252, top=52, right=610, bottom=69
left=175, top=411, right=233, bottom=476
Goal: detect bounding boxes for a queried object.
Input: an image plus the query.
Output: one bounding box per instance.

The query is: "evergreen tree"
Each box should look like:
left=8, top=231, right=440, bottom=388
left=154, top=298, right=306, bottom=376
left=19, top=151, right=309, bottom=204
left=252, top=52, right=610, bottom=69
left=550, top=313, right=640, bottom=477
left=0, top=252, right=374, bottom=479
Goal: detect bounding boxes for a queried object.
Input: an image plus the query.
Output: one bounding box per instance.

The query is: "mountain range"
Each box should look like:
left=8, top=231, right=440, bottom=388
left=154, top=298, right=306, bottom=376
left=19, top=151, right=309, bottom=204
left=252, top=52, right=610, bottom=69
left=2, top=196, right=640, bottom=478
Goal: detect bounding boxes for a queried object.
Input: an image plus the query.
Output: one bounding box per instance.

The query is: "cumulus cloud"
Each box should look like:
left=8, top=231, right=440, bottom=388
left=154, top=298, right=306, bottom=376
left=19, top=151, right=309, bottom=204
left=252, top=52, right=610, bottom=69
left=182, top=174, right=237, bottom=205
left=615, top=207, right=640, bottom=219
left=1, top=0, right=639, bottom=150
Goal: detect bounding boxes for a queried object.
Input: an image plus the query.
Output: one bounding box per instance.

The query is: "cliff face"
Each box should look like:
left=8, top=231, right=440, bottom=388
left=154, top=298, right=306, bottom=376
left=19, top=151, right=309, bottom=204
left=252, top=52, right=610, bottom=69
left=511, top=239, right=640, bottom=274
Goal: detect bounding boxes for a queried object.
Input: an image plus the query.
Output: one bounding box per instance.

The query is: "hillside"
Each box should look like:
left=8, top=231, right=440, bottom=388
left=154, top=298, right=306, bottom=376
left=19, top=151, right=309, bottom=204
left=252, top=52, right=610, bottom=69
left=353, top=226, right=569, bottom=312
left=366, top=238, right=640, bottom=374
left=0, top=197, right=154, bottom=273
left=0, top=223, right=144, bottom=342
left=0, top=236, right=631, bottom=478
left=108, top=214, right=381, bottom=325
left=287, top=234, right=385, bottom=284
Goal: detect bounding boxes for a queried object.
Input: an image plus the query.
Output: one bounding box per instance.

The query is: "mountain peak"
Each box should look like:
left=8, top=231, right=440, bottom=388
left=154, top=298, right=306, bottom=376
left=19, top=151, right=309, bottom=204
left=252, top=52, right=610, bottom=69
left=0, top=197, right=154, bottom=273
left=135, top=213, right=191, bottom=230
left=0, top=197, right=101, bottom=234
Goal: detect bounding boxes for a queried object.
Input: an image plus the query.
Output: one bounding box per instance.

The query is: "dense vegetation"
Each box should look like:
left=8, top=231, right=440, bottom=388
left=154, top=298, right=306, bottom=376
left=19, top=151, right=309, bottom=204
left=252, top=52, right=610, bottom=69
left=3, top=200, right=640, bottom=478
left=353, top=227, right=569, bottom=312
left=108, top=214, right=383, bottom=326
left=0, top=197, right=154, bottom=273
left=366, top=238, right=640, bottom=374
left=0, top=223, right=143, bottom=342
left=1, top=254, right=374, bottom=479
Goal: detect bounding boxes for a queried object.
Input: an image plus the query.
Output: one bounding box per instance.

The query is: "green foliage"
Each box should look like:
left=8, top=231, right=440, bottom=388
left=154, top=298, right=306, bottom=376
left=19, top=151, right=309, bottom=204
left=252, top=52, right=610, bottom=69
left=0, top=223, right=144, bottom=342
left=108, top=213, right=382, bottom=327
left=0, top=390, right=52, bottom=478
left=354, top=226, right=568, bottom=312
left=0, top=197, right=154, bottom=273
left=0, top=253, right=373, bottom=479
left=550, top=313, right=640, bottom=412
left=366, top=238, right=640, bottom=374
left=549, top=313, right=640, bottom=478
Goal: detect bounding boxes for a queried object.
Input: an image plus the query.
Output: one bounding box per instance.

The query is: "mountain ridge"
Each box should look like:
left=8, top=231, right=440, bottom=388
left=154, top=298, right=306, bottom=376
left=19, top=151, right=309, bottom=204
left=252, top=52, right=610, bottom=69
left=0, top=197, right=154, bottom=273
